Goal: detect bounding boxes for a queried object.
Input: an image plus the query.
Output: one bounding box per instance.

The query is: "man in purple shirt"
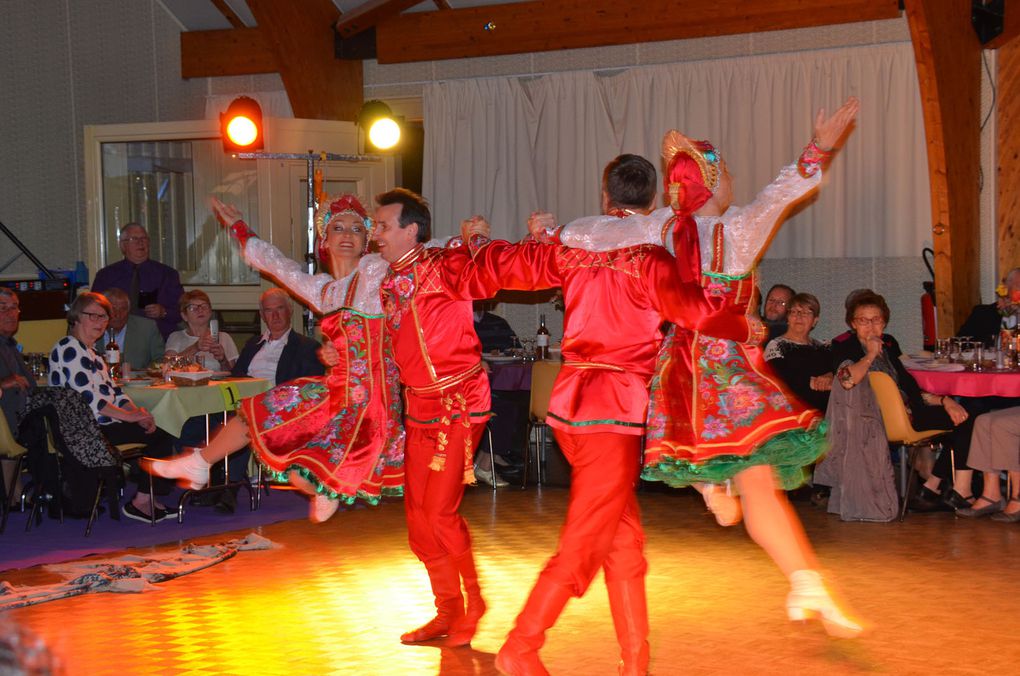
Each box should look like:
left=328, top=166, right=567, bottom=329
left=92, top=223, right=184, bottom=339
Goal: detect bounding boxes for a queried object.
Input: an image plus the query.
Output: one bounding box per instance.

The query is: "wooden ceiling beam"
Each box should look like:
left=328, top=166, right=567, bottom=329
left=996, top=37, right=1020, bottom=278
left=375, top=0, right=901, bottom=63
left=903, top=0, right=983, bottom=336
left=335, top=0, right=424, bottom=38
left=181, top=27, right=278, bottom=78
left=433, top=0, right=451, bottom=9
left=211, top=0, right=246, bottom=29
left=246, top=0, right=364, bottom=121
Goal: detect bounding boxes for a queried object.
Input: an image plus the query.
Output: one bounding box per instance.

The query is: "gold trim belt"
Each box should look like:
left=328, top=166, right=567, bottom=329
left=407, top=362, right=484, bottom=396
left=563, top=361, right=625, bottom=372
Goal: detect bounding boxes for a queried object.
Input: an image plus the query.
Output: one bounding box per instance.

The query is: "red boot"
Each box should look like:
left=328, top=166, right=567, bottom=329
left=446, top=550, right=486, bottom=647
left=494, top=578, right=572, bottom=676
left=607, top=577, right=650, bottom=676
left=401, top=557, right=464, bottom=643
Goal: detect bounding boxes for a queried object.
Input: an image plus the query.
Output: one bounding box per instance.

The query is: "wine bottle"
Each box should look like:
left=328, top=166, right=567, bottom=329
left=104, top=330, right=122, bottom=380
left=535, top=314, right=550, bottom=360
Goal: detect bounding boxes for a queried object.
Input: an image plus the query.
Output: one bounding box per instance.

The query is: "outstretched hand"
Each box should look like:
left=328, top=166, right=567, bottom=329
left=210, top=197, right=243, bottom=229
left=461, top=215, right=491, bottom=241
left=813, top=96, right=860, bottom=150
left=527, top=212, right=557, bottom=239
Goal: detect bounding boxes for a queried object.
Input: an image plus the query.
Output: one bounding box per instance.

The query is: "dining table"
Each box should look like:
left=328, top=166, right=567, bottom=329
left=122, top=376, right=272, bottom=437
left=485, top=357, right=533, bottom=391
left=903, top=359, right=1020, bottom=398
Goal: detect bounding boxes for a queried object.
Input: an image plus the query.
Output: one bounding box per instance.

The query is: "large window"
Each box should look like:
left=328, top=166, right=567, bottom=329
left=99, top=139, right=259, bottom=285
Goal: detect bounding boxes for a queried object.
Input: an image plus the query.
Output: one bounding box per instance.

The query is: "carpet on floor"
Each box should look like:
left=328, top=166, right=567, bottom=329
left=0, top=486, right=313, bottom=572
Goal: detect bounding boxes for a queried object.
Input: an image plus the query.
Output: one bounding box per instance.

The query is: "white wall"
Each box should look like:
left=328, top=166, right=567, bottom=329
left=0, top=6, right=997, bottom=351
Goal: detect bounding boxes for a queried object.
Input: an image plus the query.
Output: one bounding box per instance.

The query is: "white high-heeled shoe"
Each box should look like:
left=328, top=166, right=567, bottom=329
left=144, top=449, right=210, bottom=490
left=786, top=569, right=864, bottom=638
left=309, top=495, right=340, bottom=523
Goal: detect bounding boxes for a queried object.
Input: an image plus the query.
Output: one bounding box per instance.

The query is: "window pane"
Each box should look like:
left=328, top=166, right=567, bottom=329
left=100, top=139, right=260, bottom=285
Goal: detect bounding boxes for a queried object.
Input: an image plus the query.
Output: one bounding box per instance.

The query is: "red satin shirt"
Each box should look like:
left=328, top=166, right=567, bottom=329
left=467, top=240, right=752, bottom=435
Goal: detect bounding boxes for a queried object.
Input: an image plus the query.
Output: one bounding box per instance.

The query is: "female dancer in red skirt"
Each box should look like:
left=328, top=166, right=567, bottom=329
left=146, top=195, right=404, bottom=523
left=552, top=97, right=864, bottom=637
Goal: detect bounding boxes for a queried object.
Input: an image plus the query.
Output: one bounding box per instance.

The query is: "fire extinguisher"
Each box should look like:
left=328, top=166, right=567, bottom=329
left=921, top=247, right=936, bottom=351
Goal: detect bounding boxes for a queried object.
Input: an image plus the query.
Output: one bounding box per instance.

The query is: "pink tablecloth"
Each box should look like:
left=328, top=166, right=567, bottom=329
left=906, top=368, right=1020, bottom=398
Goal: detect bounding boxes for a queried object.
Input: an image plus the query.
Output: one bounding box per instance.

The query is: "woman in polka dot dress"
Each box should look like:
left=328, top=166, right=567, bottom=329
left=48, top=291, right=176, bottom=522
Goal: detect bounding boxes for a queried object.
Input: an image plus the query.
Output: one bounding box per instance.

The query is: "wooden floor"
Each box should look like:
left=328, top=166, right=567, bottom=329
left=3, top=485, right=1018, bottom=675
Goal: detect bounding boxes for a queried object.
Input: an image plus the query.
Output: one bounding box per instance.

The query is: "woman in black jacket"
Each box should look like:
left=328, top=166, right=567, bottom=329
left=831, top=290, right=974, bottom=511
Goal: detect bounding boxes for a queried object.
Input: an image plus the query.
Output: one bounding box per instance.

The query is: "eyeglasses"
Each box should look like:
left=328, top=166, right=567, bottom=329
left=120, top=236, right=149, bottom=243
left=80, top=311, right=109, bottom=322
left=853, top=316, right=885, bottom=327
left=0, top=304, right=20, bottom=314
left=185, top=303, right=211, bottom=312
left=765, top=299, right=788, bottom=307
left=787, top=309, right=815, bottom=318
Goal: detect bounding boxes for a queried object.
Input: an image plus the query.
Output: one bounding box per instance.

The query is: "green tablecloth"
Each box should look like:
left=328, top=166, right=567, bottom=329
left=123, top=377, right=271, bottom=436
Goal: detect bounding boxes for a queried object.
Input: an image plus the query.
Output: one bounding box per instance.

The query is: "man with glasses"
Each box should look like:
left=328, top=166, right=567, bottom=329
left=92, top=223, right=184, bottom=339
left=761, top=283, right=795, bottom=341
left=1, top=288, right=35, bottom=499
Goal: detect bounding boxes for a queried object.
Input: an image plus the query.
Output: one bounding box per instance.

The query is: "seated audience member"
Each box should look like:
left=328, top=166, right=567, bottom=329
left=165, top=290, right=238, bottom=371
left=472, top=301, right=519, bottom=487
left=96, top=287, right=164, bottom=373
left=0, top=288, right=33, bottom=432
left=191, top=288, right=324, bottom=511
left=92, top=223, right=184, bottom=339
left=47, top=292, right=175, bottom=522
left=957, top=267, right=1020, bottom=347
left=761, top=283, right=794, bottom=341
left=473, top=301, right=518, bottom=353
left=764, top=292, right=833, bottom=412
left=1, top=288, right=34, bottom=496
left=831, top=290, right=975, bottom=511
left=233, top=288, right=323, bottom=385
left=957, top=406, right=1020, bottom=520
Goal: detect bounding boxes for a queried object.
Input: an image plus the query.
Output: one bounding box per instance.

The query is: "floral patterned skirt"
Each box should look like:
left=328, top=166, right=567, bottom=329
left=642, top=328, right=827, bottom=490
left=241, top=376, right=404, bottom=505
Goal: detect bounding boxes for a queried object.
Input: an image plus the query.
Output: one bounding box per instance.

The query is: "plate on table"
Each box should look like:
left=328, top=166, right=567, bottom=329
left=482, top=354, right=520, bottom=364
left=120, top=376, right=153, bottom=386
left=167, top=370, right=215, bottom=386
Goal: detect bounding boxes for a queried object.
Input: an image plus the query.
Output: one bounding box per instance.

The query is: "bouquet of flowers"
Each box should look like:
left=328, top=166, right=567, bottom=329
left=996, top=283, right=1020, bottom=329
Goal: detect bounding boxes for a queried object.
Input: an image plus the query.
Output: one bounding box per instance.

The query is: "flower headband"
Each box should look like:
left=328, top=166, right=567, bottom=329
left=314, top=194, right=372, bottom=243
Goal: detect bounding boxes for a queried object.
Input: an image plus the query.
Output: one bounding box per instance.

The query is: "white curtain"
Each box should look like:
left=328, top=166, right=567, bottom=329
left=423, top=42, right=930, bottom=259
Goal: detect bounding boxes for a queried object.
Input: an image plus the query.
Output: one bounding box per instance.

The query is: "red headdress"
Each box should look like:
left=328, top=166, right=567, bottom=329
left=313, top=194, right=372, bottom=266
left=661, top=131, right=722, bottom=284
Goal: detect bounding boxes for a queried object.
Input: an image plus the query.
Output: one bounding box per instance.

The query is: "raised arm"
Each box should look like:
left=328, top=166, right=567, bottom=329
left=722, top=96, right=859, bottom=274
left=210, top=197, right=351, bottom=314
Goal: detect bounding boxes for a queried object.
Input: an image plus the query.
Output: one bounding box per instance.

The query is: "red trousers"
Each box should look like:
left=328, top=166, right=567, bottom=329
left=539, top=431, right=647, bottom=596
left=404, top=422, right=486, bottom=564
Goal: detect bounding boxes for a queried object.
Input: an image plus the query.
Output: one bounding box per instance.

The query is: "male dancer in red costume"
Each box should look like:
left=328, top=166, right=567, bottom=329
left=461, top=156, right=760, bottom=675
left=371, top=188, right=492, bottom=648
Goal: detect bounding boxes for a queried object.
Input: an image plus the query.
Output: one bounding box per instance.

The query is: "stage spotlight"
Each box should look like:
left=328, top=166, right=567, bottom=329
left=220, top=96, right=264, bottom=153
left=358, top=100, right=401, bottom=151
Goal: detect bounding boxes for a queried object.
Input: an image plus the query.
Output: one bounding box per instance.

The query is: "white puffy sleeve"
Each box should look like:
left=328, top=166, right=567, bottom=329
left=717, top=164, right=821, bottom=275
left=558, top=208, right=672, bottom=253
left=242, top=238, right=350, bottom=314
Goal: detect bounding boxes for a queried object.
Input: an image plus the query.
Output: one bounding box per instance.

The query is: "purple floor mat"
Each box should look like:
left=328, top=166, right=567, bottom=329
left=0, top=487, right=310, bottom=573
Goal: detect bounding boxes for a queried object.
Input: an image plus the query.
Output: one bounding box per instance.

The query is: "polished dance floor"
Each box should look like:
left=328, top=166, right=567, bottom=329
left=3, top=485, right=1017, bottom=675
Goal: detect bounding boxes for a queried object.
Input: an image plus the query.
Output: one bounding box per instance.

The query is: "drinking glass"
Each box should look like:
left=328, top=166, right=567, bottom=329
left=933, top=338, right=949, bottom=361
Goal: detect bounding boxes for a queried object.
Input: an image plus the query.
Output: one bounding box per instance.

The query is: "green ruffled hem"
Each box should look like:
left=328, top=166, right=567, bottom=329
left=641, top=422, right=829, bottom=491
left=266, top=465, right=404, bottom=506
